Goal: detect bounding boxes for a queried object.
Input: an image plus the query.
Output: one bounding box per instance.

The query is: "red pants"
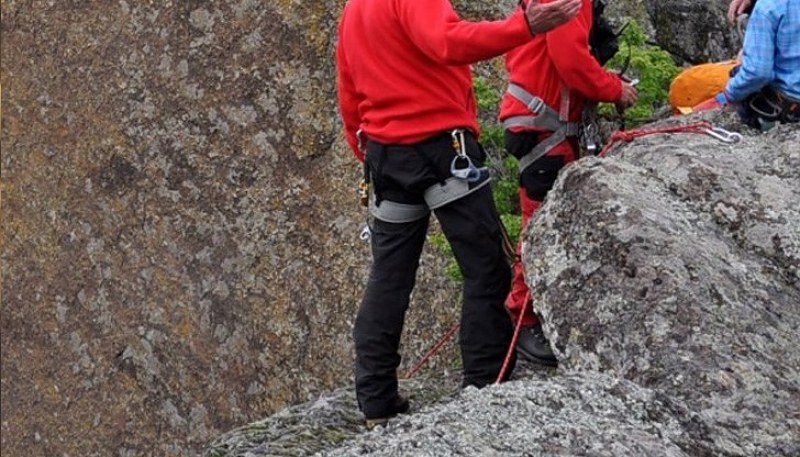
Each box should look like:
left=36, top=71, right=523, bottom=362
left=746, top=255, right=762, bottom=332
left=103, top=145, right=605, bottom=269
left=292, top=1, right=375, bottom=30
left=505, top=140, right=577, bottom=326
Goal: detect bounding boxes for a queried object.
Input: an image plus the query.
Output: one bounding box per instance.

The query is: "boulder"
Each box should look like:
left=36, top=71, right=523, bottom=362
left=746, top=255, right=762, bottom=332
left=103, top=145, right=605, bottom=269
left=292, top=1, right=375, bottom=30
left=529, top=113, right=800, bottom=456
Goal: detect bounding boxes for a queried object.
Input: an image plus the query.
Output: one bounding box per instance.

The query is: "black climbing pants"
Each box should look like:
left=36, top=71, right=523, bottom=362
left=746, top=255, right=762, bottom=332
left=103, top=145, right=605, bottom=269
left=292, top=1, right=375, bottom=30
left=354, top=131, right=514, bottom=419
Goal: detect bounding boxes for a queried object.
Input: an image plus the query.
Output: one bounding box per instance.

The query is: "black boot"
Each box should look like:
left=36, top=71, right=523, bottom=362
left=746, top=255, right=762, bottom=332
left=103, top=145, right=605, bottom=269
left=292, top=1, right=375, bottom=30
left=364, top=395, right=410, bottom=429
left=516, top=323, right=557, bottom=366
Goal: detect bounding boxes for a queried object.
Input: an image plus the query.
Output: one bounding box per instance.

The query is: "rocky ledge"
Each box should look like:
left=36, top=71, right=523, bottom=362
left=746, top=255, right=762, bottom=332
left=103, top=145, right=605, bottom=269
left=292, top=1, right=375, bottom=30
left=207, top=115, right=799, bottom=457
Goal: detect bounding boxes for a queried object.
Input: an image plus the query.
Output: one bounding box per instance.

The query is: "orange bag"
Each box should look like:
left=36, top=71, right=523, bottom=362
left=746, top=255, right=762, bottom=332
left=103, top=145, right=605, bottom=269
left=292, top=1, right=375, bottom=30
left=669, top=60, right=739, bottom=114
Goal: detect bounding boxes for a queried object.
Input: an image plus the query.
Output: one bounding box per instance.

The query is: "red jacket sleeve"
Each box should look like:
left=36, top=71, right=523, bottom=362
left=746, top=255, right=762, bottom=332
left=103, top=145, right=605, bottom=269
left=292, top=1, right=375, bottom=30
left=545, top=0, right=622, bottom=103
left=396, top=0, right=533, bottom=66
left=335, top=11, right=365, bottom=162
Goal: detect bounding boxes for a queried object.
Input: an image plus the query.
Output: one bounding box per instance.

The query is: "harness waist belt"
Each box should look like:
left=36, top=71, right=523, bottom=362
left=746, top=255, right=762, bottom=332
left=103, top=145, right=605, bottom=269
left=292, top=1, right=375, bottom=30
left=369, top=168, right=491, bottom=223
left=369, top=198, right=430, bottom=223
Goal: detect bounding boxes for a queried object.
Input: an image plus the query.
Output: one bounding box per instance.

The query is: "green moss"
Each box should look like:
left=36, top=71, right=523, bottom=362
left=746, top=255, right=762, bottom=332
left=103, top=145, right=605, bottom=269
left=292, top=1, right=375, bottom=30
left=429, top=232, right=464, bottom=282
left=474, top=75, right=502, bottom=112
left=600, top=21, right=681, bottom=125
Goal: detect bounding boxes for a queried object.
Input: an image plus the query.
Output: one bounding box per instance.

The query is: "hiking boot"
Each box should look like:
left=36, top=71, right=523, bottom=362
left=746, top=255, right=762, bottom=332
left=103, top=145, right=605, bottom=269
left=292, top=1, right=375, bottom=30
left=364, top=394, right=410, bottom=430
left=516, top=323, right=558, bottom=366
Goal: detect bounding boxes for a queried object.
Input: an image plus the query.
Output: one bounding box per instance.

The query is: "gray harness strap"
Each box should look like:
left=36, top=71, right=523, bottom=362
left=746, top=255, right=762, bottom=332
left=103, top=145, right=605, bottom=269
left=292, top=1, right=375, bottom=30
left=369, top=168, right=491, bottom=223
left=424, top=168, right=491, bottom=209
left=502, top=83, right=581, bottom=172
left=369, top=196, right=429, bottom=223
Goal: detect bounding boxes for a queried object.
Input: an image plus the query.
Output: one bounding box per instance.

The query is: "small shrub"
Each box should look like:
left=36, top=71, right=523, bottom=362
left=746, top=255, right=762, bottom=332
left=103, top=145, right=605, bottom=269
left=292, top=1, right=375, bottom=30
left=601, top=21, right=681, bottom=125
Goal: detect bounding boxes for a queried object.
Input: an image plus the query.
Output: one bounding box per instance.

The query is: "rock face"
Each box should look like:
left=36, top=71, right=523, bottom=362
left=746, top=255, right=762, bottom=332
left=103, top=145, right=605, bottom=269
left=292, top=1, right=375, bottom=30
left=527, top=114, right=800, bottom=456
left=607, top=0, right=743, bottom=64
left=2, top=0, right=794, bottom=456
left=206, top=117, right=800, bottom=456
left=644, top=0, right=743, bottom=63
left=1, top=2, right=463, bottom=456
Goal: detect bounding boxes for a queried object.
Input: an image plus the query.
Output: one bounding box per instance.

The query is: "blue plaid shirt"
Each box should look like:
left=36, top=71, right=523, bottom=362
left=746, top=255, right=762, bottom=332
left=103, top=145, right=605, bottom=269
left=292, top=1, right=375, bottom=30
left=726, top=0, right=800, bottom=102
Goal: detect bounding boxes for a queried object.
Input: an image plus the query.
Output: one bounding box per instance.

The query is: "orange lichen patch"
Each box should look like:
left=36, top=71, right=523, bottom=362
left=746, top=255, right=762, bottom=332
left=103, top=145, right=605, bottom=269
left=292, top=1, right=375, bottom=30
left=176, top=317, right=195, bottom=340
left=38, top=381, right=63, bottom=404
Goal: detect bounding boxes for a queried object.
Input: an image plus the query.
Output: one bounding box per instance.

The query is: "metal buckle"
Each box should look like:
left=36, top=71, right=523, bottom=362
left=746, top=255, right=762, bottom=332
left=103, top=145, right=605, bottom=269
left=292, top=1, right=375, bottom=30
left=527, top=97, right=544, bottom=114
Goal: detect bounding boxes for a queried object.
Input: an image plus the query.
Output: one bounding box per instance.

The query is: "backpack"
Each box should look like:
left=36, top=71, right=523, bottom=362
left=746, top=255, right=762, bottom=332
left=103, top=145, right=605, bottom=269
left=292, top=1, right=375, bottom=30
left=589, top=0, right=625, bottom=66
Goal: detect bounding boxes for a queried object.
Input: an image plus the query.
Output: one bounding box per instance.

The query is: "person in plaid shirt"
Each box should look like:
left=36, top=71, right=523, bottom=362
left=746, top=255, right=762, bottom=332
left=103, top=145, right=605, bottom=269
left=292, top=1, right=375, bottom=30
left=696, top=0, right=799, bottom=126
left=724, top=0, right=800, bottom=104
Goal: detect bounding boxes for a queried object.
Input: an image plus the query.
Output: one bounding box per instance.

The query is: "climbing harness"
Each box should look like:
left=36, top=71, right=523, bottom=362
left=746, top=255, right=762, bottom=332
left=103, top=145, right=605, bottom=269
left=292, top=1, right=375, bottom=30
left=599, top=121, right=742, bottom=157
left=503, top=83, right=582, bottom=172
left=744, top=86, right=800, bottom=131
left=356, top=129, right=493, bottom=239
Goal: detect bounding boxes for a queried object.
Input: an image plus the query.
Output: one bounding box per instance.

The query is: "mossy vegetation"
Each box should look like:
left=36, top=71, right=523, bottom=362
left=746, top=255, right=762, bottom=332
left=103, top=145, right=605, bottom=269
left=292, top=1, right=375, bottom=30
left=600, top=21, right=681, bottom=124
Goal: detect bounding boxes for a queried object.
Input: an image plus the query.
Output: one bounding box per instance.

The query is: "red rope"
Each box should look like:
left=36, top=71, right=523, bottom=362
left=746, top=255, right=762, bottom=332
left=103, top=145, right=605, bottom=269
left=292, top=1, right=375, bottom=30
left=405, top=291, right=531, bottom=382
left=495, top=289, right=531, bottom=384
left=599, top=121, right=714, bottom=157
left=404, top=321, right=461, bottom=379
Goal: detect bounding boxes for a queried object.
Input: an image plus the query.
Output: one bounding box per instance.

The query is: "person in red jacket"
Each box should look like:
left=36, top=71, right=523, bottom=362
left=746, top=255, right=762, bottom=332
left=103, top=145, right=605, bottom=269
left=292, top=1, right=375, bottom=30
left=499, top=0, right=637, bottom=366
left=336, top=0, right=582, bottom=428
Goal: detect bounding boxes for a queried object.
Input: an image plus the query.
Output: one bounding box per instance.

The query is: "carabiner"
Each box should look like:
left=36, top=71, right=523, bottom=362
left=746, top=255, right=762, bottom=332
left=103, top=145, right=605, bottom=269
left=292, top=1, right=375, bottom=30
left=704, top=126, right=743, bottom=144
left=450, top=155, right=481, bottom=182
left=450, top=129, right=467, bottom=158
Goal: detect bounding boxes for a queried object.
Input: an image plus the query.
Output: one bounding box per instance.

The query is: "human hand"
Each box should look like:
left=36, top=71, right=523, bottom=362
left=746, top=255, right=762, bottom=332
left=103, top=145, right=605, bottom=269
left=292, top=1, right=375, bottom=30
left=727, top=0, right=753, bottom=25
left=525, top=0, right=582, bottom=35
left=693, top=92, right=728, bottom=112
left=616, top=82, right=638, bottom=110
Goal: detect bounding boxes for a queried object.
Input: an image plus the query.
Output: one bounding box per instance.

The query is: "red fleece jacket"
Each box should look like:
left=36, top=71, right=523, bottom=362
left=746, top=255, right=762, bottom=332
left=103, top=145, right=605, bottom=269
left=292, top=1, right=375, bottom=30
left=336, top=0, right=533, bottom=161
left=499, top=0, right=622, bottom=127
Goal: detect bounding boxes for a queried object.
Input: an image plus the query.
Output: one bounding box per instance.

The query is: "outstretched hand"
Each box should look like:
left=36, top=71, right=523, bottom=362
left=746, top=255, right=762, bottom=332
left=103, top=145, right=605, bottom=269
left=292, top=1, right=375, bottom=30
left=525, top=0, right=582, bottom=35
left=727, top=0, right=753, bottom=24
left=616, top=82, right=639, bottom=110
